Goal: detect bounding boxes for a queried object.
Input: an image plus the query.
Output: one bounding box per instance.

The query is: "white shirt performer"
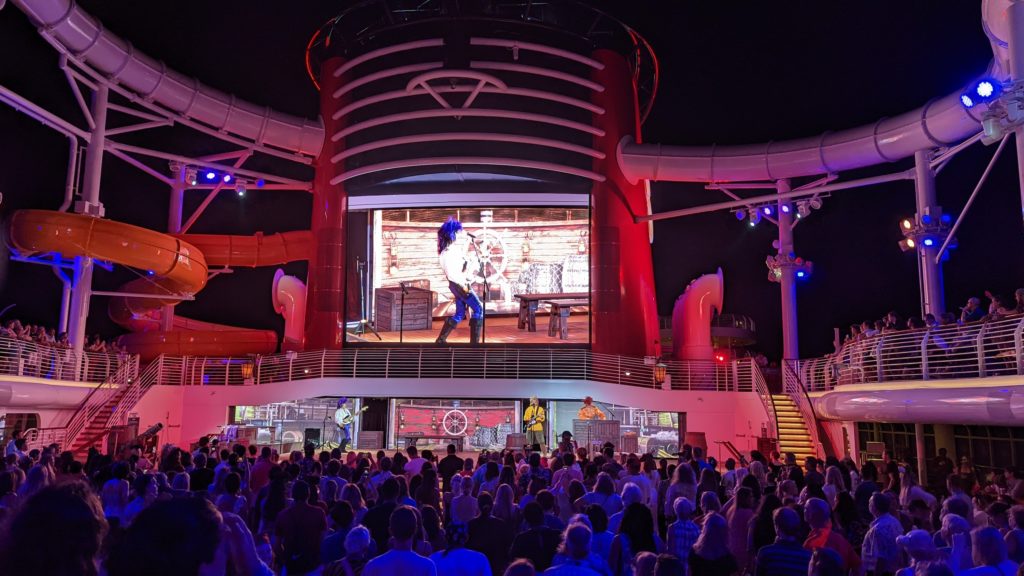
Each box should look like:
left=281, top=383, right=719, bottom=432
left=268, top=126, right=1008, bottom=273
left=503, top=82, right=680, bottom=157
left=435, top=218, right=483, bottom=345
left=334, top=397, right=353, bottom=452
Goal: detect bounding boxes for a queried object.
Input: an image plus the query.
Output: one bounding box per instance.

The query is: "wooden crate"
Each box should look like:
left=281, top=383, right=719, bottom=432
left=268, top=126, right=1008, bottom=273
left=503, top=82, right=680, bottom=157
left=375, top=286, right=432, bottom=331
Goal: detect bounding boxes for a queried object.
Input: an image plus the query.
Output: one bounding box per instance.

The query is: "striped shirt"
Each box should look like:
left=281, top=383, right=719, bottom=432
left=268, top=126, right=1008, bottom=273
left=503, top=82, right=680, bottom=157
left=667, top=519, right=700, bottom=560
left=755, top=538, right=813, bottom=576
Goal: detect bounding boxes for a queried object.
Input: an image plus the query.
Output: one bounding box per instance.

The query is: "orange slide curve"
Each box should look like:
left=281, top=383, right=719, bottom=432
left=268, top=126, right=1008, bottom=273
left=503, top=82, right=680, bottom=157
left=7, top=210, right=308, bottom=359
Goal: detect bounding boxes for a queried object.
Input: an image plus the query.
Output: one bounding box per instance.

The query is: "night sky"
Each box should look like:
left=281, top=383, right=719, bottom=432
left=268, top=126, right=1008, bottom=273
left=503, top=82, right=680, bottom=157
left=0, top=1, right=1019, bottom=360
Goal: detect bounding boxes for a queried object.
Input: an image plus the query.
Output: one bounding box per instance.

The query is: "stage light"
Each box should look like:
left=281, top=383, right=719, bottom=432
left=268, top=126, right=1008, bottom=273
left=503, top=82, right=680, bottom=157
left=256, top=179, right=265, bottom=188
left=780, top=203, right=791, bottom=214
left=977, top=81, right=995, bottom=98
left=236, top=181, right=246, bottom=197
left=808, top=197, right=822, bottom=210
left=898, top=238, right=916, bottom=252
left=184, top=167, right=198, bottom=186
left=223, top=174, right=232, bottom=183
left=901, top=218, right=913, bottom=231
left=762, top=206, right=773, bottom=216
left=735, top=209, right=746, bottom=221
left=796, top=201, right=810, bottom=218
left=796, top=271, right=806, bottom=278
left=923, top=238, right=934, bottom=247
left=921, top=214, right=932, bottom=224
left=748, top=210, right=761, bottom=227
left=961, top=78, right=1002, bottom=111
left=205, top=171, right=216, bottom=181
left=961, top=94, right=975, bottom=108
left=941, top=213, right=952, bottom=223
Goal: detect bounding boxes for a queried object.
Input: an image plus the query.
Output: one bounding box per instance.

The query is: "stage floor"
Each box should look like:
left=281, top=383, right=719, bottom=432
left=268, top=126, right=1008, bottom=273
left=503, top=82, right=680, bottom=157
left=348, top=314, right=589, bottom=345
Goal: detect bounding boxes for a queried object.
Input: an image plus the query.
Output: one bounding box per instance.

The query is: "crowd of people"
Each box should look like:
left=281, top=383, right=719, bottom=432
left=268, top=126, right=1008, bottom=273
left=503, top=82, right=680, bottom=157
left=1, top=431, right=1023, bottom=576
left=0, top=318, right=125, bottom=354
left=842, top=291, right=1024, bottom=346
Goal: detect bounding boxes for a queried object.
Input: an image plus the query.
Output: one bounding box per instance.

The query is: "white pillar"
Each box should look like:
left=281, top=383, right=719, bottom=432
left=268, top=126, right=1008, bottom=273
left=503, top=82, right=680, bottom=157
left=58, top=273, right=71, bottom=335
left=777, top=179, right=799, bottom=360
left=163, top=163, right=186, bottom=331
left=915, top=422, right=928, bottom=486
left=1009, top=1, right=1024, bottom=224
left=913, top=150, right=945, bottom=317
left=67, top=85, right=108, bottom=356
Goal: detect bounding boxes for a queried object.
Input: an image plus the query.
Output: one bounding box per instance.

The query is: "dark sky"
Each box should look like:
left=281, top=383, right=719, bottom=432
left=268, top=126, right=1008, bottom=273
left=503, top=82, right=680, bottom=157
left=0, top=1, right=1019, bottom=360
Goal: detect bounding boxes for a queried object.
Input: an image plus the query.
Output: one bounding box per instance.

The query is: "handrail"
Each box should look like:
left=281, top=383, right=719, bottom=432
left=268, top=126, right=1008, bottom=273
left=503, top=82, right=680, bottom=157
left=798, top=314, right=1024, bottom=391
left=19, top=426, right=67, bottom=451
left=746, top=358, right=777, bottom=439
left=160, top=348, right=754, bottom=392
left=64, top=356, right=139, bottom=450
left=0, top=334, right=130, bottom=383
left=110, top=357, right=174, bottom=428
left=783, top=359, right=823, bottom=459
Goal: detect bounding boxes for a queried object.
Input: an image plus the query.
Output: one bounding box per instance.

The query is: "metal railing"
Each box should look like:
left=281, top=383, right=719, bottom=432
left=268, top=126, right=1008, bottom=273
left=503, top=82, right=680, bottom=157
left=0, top=335, right=129, bottom=383
left=64, top=356, right=139, bottom=450
left=744, top=358, right=777, bottom=439
left=783, top=360, right=824, bottom=458
left=798, top=314, right=1024, bottom=391
left=21, top=426, right=67, bottom=451
left=155, top=348, right=753, bottom=392
left=110, top=357, right=172, bottom=428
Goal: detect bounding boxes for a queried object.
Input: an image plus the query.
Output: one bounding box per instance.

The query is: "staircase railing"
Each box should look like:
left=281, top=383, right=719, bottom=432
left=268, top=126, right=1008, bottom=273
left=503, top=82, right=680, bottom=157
left=110, top=356, right=178, bottom=428
left=745, top=358, right=777, bottom=440
left=21, top=426, right=67, bottom=451
left=64, top=355, right=139, bottom=450
left=783, top=359, right=823, bottom=458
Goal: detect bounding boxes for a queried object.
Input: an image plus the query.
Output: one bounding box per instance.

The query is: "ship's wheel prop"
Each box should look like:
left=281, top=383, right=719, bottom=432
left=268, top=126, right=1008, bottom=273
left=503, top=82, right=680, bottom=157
left=467, top=228, right=508, bottom=284
left=443, top=409, right=469, bottom=436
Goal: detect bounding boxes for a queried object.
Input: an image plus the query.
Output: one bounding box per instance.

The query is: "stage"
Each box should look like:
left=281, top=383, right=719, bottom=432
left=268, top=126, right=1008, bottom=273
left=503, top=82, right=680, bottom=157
left=348, top=314, right=590, bottom=345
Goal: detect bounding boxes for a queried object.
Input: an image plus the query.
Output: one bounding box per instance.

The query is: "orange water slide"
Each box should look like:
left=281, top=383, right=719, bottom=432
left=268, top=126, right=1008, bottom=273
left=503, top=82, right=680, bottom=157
left=7, top=210, right=303, bottom=359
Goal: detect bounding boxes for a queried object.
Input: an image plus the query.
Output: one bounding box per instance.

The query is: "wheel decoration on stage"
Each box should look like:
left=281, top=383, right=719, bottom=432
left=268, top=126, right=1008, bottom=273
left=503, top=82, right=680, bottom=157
left=442, top=409, right=469, bottom=436
left=467, top=228, right=508, bottom=284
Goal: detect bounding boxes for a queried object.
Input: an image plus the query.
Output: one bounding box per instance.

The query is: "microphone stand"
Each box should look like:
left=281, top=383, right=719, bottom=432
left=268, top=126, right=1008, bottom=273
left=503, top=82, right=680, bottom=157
left=469, top=235, right=487, bottom=344
left=399, top=281, right=409, bottom=344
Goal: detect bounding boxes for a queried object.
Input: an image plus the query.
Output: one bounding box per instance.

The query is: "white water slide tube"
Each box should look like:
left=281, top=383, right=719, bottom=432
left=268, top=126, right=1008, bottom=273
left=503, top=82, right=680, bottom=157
left=11, top=0, right=324, bottom=157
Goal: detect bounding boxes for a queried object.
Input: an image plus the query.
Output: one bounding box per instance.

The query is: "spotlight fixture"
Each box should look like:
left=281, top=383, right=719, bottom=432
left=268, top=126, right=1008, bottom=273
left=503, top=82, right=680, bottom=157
left=900, top=218, right=914, bottom=231
left=780, top=203, right=791, bottom=214
left=223, top=174, right=233, bottom=183
left=808, top=197, right=822, bottom=210
left=960, top=77, right=1002, bottom=110
left=735, top=209, right=746, bottom=221
left=205, top=171, right=216, bottom=181
left=898, top=238, right=916, bottom=252
left=796, top=201, right=810, bottom=218
left=922, top=238, right=935, bottom=247
left=761, top=206, right=773, bottom=216
left=796, top=271, right=806, bottom=278
left=748, top=210, right=761, bottom=227
left=255, top=179, right=265, bottom=188
left=184, top=167, right=198, bottom=186
left=236, top=180, right=247, bottom=197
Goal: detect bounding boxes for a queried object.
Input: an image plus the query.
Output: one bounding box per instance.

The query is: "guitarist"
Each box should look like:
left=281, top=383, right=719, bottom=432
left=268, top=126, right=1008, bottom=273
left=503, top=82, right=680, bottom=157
left=523, top=396, right=546, bottom=452
left=333, top=397, right=359, bottom=453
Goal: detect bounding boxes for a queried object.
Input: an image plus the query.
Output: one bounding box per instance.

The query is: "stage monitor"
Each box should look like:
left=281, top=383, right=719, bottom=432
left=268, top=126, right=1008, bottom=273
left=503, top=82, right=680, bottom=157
left=348, top=207, right=590, bottom=345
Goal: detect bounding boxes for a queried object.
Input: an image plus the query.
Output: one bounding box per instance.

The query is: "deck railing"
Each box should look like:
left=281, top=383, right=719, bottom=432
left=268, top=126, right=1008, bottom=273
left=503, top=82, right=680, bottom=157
left=797, top=314, right=1024, bottom=391
left=0, top=335, right=129, bottom=383
left=783, top=360, right=824, bottom=458
left=744, top=358, right=777, bottom=439
left=157, top=348, right=754, bottom=392
left=64, top=356, right=139, bottom=450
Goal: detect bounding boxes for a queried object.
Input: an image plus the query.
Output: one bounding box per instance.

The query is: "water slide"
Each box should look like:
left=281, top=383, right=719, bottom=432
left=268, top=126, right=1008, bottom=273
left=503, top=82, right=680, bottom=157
left=671, top=269, right=724, bottom=361
left=7, top=210, right=312, bottom=359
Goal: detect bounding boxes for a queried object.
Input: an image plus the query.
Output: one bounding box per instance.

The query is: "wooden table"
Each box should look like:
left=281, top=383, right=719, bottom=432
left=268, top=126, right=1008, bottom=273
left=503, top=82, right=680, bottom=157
left=546, top=299, right=589, bottom=339
left=514, top=292, right=588, bottom=332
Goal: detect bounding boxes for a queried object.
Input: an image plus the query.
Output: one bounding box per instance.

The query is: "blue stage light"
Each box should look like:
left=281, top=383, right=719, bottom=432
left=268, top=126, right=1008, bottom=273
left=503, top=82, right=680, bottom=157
left=223, top=174, right=232, bottom=183
left=977, top=81, right=995, bottom=98
left=940, top=214, right=952, bottom=223
left=256, top=179, right=265, bottom=188
left=205, top=171, right=216, bottom=180
left=961, top=78, right=1001, bottom=110
left=735, top=209, right=746, bottom=221
left=961, top=94, right=975, bottom=108
left=796, top=271, right=806, bottom=278
left=921, top=214, right=932, bottom=224
left=923, top=238, right=935, bottom=247
left=762, top=206, right=773, bottom=216
left=780, top=204, right=791, bottom=214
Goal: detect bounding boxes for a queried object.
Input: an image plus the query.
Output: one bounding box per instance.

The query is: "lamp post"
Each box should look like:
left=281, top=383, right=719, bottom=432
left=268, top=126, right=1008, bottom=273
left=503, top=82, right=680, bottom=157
left=654, top=360, right=668, bottom=389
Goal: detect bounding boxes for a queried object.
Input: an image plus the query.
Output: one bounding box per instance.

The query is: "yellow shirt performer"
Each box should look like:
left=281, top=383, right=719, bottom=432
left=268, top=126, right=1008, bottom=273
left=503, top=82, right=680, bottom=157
left=523, top=396, right=546, bottom=449
left=577, top=396, right=606, bottom=420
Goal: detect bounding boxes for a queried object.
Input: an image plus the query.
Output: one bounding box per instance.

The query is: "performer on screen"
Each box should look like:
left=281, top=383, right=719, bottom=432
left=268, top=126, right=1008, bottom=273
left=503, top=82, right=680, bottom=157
left=523, top=396, right=546, bottom=451
left=435, top=218, right=483, bottom=345
left=577, top=396, right=606, bottom=420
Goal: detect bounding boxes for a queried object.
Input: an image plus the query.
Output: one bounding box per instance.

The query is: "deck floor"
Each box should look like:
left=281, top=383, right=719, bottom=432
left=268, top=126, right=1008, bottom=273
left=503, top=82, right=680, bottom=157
left=348, top=314, right=589, bottom=345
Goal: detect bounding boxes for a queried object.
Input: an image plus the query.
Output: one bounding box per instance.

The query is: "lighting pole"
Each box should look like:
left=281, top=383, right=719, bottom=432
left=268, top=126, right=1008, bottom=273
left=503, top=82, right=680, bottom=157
left=163, top=162, right=186, bottom=331
left=912, top=150, right=945, bottom=318
left=1010, top=0, right=1024, bottom=224
left=776, top=179, right=799, bottom=361
left=67, top=84, right=108, bottom=358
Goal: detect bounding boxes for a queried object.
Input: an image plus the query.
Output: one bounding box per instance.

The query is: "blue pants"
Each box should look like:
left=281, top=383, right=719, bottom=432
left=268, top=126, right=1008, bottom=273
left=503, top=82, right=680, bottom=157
left=449, top=281, right=483, bottom=323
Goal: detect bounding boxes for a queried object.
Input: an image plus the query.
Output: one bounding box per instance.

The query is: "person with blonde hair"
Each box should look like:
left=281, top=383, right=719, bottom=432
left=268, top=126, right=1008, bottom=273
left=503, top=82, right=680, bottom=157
left=688, top=512, right=737, bottom=576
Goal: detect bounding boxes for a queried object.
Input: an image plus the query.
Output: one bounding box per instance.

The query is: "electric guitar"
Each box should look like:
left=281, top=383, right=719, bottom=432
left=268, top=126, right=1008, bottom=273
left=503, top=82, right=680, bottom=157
left=337, top=406, right=368, bottom=427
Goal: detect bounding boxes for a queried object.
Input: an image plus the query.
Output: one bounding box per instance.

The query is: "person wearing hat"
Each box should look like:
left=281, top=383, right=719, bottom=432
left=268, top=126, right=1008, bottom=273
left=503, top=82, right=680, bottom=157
left=577, top=396, right=605, bottom=421
left=333, top=397, right=353, bottom=452
left=523, top=397, right=546, bottom=451
left=895, top=529, right=938, bottom=576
